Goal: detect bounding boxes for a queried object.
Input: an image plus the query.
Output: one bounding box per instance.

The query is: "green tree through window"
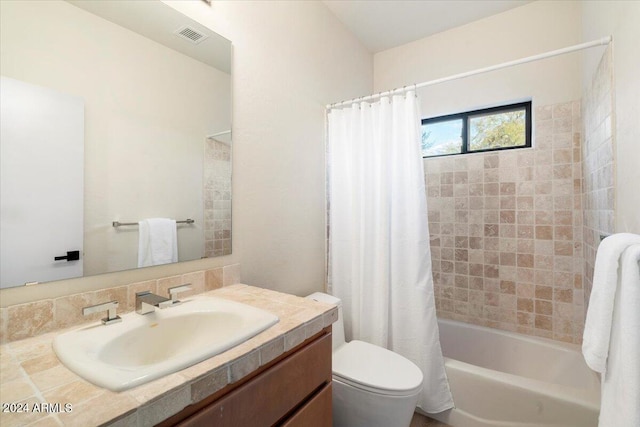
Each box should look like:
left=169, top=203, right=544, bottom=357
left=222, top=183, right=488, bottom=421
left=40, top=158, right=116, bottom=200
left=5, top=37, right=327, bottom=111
left=469, top=110, right=526, bottom=150
left=421, top=101, right=531, bottom=158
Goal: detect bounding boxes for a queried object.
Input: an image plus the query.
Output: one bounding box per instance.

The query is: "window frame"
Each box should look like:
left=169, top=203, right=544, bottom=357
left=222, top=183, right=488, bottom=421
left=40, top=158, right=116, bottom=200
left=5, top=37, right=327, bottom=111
left=421, top=101, right=532, bottom=158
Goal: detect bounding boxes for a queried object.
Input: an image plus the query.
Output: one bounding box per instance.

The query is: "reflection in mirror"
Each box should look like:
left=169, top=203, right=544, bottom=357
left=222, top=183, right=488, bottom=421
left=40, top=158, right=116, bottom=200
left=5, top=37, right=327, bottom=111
left=0, top=0, right=232, bottom=288
left=204, top=132, right=232, bottom=257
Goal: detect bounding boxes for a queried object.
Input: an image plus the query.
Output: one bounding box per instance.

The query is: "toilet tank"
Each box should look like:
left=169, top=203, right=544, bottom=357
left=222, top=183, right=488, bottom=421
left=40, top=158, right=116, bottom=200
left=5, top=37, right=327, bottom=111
left=306, top=292, right=345, bottom=351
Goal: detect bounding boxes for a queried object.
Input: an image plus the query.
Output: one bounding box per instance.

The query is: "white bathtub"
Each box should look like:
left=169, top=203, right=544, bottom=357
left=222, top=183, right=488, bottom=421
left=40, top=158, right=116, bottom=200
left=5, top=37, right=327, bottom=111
left=424, top=319, right=600, bottom=427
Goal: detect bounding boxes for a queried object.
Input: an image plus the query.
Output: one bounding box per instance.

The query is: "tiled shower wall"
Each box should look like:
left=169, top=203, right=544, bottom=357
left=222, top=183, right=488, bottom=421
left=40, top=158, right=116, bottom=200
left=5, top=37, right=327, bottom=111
left=204, top=137, right=232, bottom=257
left=427, top=101, right=585, bottom=343
left=582, top=47, right=615, bottom=308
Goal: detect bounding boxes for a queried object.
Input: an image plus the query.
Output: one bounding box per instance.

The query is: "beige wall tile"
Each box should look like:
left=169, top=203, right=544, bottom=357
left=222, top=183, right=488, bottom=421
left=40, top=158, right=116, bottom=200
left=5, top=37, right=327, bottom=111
left=428, top=101, right=585, bottom=343
left=53, top=293, right=96, bottom=330
left=156, top=275, right=183, bottom=298
left=0, top=308, right=7, bottom=344
left=180, top=271, right=206, bottom=298
left=42, top=380, right=104, bottom=407
left=205, top=268, right=223, bottom=291
left=127, top=280, right=158, bottom=312
left=0, top=377, right=37, bottom=402
left=0, top=397, right=49, bottom=427
left=95, top=286, right=128, bottom=316
left=57, top=393, right=138, bottom=427
left=8, top=301, right=54, bottom=341
left=30, top=364, right=77, bottom=393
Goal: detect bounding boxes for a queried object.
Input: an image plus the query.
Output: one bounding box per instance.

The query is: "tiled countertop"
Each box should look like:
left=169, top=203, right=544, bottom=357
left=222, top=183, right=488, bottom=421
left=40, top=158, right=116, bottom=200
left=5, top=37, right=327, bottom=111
left=0, top=284, right=337, bottom=427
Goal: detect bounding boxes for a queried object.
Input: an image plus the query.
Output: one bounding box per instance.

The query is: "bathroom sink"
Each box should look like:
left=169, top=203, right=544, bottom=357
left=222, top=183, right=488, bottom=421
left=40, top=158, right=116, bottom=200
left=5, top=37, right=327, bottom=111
left=53, top=295, right=279, bottom=391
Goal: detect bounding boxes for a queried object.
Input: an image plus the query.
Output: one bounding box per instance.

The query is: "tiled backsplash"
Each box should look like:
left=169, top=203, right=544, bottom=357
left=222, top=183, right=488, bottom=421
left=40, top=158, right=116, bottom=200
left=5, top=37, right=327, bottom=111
left=204, top=137, right=232, bottom=257
left=582, top=47, right=615, bottom=309
left=0, top=264, right=240, bottom=344
left=426, top=101, right=586, bottom=343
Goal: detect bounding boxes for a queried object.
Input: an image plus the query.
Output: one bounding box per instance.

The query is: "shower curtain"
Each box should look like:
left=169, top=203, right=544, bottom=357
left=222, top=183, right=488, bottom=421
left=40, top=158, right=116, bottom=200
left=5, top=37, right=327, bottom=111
left=327, top=91, right=453, bottom=412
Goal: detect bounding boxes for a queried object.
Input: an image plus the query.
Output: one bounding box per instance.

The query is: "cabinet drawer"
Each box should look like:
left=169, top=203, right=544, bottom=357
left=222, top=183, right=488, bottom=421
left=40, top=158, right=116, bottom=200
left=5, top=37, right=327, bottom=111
left=178, top=333, right=331, bottom=427
left=281, top=383, right=332, bottom=427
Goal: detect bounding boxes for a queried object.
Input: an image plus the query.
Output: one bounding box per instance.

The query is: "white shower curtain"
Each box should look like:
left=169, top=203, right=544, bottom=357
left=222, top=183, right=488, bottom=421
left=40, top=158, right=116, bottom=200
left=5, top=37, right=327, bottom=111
left=327, top=92, right=453, bottom=413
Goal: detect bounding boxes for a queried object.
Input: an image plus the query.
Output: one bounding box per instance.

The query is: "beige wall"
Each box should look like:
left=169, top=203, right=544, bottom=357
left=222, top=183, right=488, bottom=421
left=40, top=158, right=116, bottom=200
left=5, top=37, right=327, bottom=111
left=0, top=0, right=372, bottom=306
left=165, top=1, right=372, bottom=298
left=374, top=1, right=582, bottom=117
left=581, top=1, right=640, bottom=234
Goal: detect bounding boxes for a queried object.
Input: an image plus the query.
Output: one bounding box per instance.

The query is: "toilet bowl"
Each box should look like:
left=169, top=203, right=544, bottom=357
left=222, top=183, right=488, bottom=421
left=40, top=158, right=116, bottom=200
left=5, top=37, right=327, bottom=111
left=307, top=292, right=423, bottom=427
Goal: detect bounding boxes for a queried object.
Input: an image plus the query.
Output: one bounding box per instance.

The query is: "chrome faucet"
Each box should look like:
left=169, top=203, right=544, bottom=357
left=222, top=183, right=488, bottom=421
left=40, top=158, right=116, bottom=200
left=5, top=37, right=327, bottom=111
left=135, top=284, right=192, bottom=315
left=135, top=291, right=172, bottom=315
left=83, top=300, right=122, bottom=325
left=168, top=284, right=192, bottom=305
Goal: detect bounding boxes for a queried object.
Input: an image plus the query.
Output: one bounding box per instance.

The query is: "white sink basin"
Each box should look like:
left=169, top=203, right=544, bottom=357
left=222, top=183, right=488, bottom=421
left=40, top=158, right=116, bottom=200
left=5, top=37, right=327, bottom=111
left=53, top=295, right=279, bottom=391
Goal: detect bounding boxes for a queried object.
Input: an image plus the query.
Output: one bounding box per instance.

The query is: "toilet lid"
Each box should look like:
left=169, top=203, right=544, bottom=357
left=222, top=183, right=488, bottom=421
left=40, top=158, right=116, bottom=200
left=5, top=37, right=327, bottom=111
left=332, top=340, right=423, bottom=396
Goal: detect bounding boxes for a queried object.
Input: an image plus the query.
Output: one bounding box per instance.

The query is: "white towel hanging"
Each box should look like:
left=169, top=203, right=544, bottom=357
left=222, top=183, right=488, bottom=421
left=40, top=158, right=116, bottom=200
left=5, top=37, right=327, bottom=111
left=137, top=218, right=178, bottom=267
left=583, top=233, right=640, bottom=427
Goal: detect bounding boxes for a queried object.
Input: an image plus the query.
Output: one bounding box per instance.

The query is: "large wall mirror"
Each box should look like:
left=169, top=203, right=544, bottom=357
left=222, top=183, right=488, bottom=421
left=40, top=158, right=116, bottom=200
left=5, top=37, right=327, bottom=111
left=0, top=0, right=232, bottom=289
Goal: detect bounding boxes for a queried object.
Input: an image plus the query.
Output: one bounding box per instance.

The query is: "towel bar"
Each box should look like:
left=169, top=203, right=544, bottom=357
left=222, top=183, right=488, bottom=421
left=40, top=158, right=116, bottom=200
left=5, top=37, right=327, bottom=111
left=112, top=219, right=195, bottom=227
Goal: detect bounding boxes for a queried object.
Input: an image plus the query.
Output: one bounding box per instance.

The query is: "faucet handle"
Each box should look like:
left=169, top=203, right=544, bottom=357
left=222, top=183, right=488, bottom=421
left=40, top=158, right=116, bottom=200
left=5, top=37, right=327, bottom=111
left=82, top=301, right=122, bottom=325
left=167, top=284, right=192, bottom=305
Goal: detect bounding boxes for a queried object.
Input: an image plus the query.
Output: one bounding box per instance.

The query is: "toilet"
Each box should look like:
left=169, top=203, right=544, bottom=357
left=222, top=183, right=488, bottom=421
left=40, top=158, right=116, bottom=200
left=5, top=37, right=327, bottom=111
left=307, top=292, right=423, bottom=427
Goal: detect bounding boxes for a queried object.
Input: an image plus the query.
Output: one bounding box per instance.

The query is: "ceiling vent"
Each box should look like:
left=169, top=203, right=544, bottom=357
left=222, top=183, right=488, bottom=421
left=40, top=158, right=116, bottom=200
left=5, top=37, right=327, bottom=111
left=174, top=25, right=209, bottom=45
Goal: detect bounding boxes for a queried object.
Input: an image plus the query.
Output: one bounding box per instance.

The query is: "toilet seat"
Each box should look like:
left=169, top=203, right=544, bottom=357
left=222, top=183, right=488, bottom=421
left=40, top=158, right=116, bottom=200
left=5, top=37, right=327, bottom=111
left=332, top=340, right=423, bottom=397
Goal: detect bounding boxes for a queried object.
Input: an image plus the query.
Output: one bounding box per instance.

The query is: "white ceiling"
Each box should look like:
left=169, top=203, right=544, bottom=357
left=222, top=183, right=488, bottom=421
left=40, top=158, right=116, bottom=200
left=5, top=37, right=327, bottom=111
left=323, top=0, right=533, bottom=53
left=67, top=0, right=231, bottom=73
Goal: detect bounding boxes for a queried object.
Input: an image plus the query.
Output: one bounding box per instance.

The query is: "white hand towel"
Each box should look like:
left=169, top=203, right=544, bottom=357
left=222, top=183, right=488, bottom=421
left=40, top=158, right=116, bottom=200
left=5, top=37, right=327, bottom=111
left=583, top=233, right=640, bottom=373
left=137, top=218, right=178, bottom=267
left=596, top=243, right=640, bottom=427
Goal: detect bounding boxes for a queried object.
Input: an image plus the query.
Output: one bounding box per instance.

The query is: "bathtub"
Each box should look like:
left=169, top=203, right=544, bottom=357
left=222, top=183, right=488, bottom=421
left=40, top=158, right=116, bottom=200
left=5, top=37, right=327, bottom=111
left=423, top=319, right=600, bottom=427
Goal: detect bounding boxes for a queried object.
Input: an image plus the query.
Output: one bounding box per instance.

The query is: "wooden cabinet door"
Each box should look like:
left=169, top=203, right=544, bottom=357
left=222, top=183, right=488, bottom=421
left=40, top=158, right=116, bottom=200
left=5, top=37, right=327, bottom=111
left=177, top=334, right=331, bottom=427
left=281, top=383, right=332, bottom=427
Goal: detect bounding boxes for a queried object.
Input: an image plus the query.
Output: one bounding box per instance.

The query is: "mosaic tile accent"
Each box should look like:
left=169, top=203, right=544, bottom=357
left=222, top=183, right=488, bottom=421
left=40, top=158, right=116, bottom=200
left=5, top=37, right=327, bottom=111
left=426, top=101, right=585, bottom=344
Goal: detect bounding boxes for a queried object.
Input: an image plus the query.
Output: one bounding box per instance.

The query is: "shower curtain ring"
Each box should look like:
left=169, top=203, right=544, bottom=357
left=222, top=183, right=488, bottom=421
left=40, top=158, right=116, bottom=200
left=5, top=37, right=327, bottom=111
left=397, top=85, right=405, bottom=99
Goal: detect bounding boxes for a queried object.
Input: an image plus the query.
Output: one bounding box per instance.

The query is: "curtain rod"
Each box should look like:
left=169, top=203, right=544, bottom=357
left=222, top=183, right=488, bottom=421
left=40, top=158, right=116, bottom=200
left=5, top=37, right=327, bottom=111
left=326, top=36, right=612, bottom=109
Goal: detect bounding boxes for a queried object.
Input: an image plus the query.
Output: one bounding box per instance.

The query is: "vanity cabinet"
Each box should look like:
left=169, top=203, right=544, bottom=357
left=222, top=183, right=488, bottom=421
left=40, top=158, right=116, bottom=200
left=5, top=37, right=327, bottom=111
left=162, top=327, right=332, bottom=427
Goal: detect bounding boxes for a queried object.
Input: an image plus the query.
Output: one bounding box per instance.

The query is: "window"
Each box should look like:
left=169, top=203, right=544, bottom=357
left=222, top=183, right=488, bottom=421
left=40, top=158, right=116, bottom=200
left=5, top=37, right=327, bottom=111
left=421, top=101, right=531, bottom=158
